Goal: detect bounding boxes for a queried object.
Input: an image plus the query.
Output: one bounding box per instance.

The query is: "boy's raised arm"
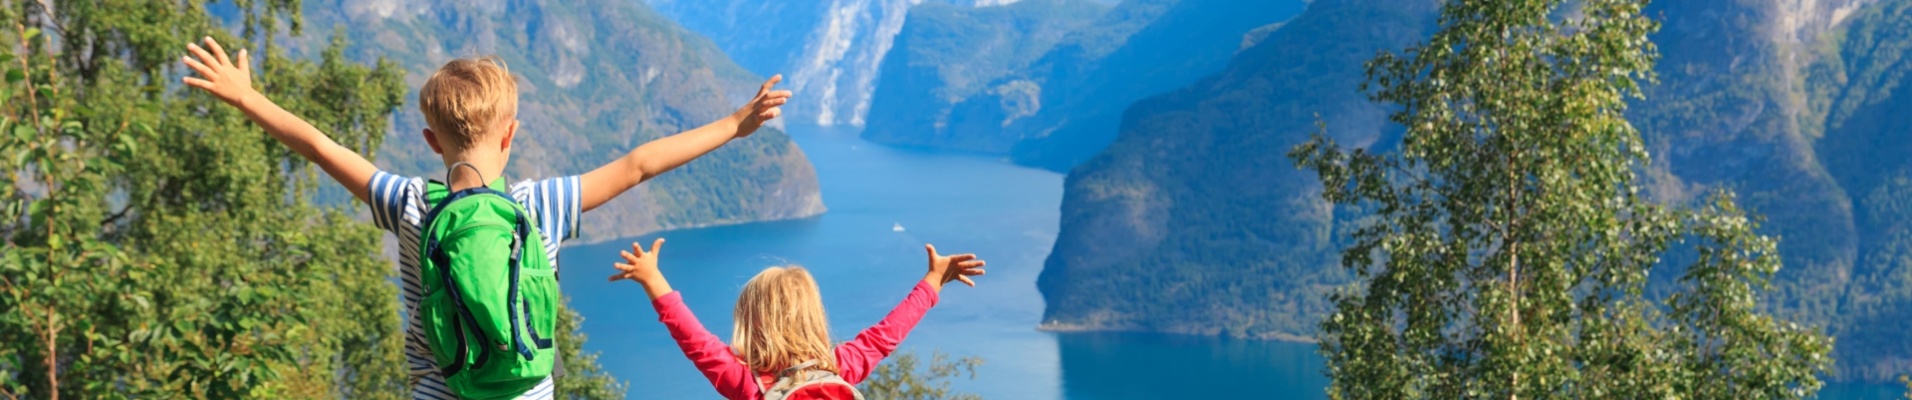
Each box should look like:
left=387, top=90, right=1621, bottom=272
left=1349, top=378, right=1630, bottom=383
left=577, top=75, right=792, bottom=212
left=182, top=37, right=379, bottom=204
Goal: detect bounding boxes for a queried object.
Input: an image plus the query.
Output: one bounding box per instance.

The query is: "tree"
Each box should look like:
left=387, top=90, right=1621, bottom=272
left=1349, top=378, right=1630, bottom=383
left=554, top=299, right=627, bottom=400
left=0, top=1, right=622, bottom=398
left=857, top=351, right=984, bottom=400
left=1291, top=0, right=1830, bottom=398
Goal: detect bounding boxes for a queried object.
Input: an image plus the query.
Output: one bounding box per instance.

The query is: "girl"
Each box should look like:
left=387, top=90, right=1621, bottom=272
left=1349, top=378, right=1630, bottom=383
left=608, top=238, right=987, bottom=399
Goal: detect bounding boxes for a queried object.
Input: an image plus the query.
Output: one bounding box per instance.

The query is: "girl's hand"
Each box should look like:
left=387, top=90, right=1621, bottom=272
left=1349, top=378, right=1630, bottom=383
left=181, top=36, right=257, bottom=107
left=612, top=238, right=674, bottom=300
left=923, top=244, right=986, bottom=293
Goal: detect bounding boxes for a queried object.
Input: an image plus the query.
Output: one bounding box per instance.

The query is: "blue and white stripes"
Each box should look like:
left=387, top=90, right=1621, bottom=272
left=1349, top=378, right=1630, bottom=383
left=368, top=171, right=580, bottom=400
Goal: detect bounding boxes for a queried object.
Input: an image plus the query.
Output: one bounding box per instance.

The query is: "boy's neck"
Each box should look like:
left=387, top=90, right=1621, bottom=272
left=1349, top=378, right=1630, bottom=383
left=441, top=148, right=509, bottom=191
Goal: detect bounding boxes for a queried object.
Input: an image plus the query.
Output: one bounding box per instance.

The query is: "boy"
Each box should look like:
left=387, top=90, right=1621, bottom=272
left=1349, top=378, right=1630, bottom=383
left=181, top=37, right=791, bottom=399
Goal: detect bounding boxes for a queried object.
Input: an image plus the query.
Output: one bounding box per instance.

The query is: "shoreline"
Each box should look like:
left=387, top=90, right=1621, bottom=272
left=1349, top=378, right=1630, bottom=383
left=1036, top=321, right=1318, bottom=344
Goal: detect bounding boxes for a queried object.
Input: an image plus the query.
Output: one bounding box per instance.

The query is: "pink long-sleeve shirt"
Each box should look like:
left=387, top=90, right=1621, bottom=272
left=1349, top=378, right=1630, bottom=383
left=651, top=281, right=940, bottom=400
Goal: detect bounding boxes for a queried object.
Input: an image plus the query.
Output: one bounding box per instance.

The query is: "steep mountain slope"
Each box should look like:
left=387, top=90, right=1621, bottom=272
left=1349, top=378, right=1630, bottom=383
left=1036, top=0, right=1437, bottom=339
left=297, top=0, right=825, bottom=243
left=1038, top=0, right=1912, bottom=383
left=1800, top=0, right=1912, bottom=381
left=860, top=0, right=1109, bottom=152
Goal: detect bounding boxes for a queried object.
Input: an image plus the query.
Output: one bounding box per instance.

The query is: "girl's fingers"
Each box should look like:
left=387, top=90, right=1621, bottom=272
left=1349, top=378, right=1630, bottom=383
left=182, top=57, right=216, bottom=79
left=620, top=250, right=639, bottom=263
left=204, top=37, right=232, bottom=67
left=957, top=259, right=986, bottom=268
left=960, top=268, right=985, bottom=276
left=948, top=254, right=976, bottom=263
left=925, top=244, right=939, bottom=258
left=759, top=108, right=781, bottom=121
left=650, top=238, right=665, bottom=256
left=957, top=276, right=976, bottom=287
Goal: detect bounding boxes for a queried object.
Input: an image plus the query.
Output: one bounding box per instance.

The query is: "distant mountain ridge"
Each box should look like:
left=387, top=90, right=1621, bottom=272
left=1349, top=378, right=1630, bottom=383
left=647, top=0, right=1058, bottom=128
left=296, top=0, right=826, bottom=243
left=860, top=0, right=1111, bottom=152
left=856, top=0, right=1308, bottom=171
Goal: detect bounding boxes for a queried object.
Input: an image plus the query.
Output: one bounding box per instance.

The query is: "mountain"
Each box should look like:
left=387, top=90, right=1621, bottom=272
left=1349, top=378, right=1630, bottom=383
left=646, top=0, right=1051, bottom=128
left=1002, top=0, right=1307, bottom=171
left=858, top=0, right=1307, bottom=170
left=1038, top=0, right=1912, bottom=382
left=1036, top=0, right=1437, bottom=340
left=859, top=0, right=1110, bottom=152
left=295, top=0, right=826, bottom=243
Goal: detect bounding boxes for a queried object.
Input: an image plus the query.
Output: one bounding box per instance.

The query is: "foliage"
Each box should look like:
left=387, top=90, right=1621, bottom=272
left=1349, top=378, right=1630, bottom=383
left=856, top=351, right=984, bottom=400
left=1292, top=0, right=1830, bottom=397
left=0, top=1, right=622, bottom=398
left=0, top=0, right=406, bottom=398
left=553, top=299, right=626, bottom=400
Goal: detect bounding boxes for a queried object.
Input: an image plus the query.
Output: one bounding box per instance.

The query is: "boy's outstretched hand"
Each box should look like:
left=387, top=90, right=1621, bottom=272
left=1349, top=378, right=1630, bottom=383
left=924, top=244, right=986, bottom=293
left=181, top=36, right=257, bottom=107
left=730, top=75, right=793, bottom=138
left=612, top=238, right=675, bottom=300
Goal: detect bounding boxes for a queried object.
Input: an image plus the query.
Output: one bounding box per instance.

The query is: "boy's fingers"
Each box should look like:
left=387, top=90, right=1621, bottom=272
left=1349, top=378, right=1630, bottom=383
left=204, top=37, right=232, bottom=67
left=236, top=48, right=250, bottom=74
left=182, top=77, right=214, bottom=91
left=759, top=74, right=783, bottom=94
left=186, top=44, right=218, bottom=70
left=182, top=57, right=216, bottom=79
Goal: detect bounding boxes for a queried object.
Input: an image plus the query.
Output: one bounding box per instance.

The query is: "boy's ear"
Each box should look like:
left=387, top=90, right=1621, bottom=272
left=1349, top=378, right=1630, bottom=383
left=499, top=119, right=518, bottom=151
left=422, top=129, right=445, bottom=155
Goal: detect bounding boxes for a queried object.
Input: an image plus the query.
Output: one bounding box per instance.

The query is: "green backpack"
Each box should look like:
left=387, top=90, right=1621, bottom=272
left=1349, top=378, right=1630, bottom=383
left=419, top=166, right=559, bottom=400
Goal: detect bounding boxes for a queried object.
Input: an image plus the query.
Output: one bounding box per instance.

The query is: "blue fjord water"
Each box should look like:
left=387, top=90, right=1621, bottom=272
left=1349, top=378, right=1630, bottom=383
left=555, top=128, right=1896, bottom=399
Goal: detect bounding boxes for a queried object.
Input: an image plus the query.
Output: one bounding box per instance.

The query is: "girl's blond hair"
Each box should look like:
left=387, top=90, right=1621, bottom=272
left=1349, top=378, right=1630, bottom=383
left=731, top=266, right=838, bottom=374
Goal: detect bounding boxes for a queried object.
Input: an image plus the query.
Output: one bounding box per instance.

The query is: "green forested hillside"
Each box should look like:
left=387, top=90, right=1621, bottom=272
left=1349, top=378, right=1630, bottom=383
left=860, top=0, right=1108, bottom=152
left=1039, top=0, right=1912, bottom=383
left=296, top=0, right=826, bottom=243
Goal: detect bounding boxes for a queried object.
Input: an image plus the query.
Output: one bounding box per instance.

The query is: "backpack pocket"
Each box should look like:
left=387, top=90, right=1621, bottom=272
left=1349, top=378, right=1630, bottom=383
left=420, top=288, right=476, bottom=378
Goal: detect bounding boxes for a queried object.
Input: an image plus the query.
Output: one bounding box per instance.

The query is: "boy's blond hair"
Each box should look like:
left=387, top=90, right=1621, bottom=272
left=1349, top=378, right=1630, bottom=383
left=419, top=57, right=518, bottom=151
left=731, top=266, right=839, bottom=375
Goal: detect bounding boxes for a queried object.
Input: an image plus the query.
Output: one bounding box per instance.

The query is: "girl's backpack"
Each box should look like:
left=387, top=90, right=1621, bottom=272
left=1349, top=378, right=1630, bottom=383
left=759, top=360, right=867, bottom=400
left=419, top=164, right=560, bottom=399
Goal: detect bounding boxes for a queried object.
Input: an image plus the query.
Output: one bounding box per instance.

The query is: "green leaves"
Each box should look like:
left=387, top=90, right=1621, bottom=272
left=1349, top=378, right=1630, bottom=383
left=857, top=351, right=984, bottom=400
left=1300, top=0, right=1828, bottom=398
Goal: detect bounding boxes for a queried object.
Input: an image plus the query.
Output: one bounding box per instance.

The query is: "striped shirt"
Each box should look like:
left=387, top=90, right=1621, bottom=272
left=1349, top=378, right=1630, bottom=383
left=368, top=170, right=582, bottom=400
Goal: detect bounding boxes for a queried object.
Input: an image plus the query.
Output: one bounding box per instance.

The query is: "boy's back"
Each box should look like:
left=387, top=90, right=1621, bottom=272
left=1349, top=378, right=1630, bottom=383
left=370, top=174, right=580, bottom=399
